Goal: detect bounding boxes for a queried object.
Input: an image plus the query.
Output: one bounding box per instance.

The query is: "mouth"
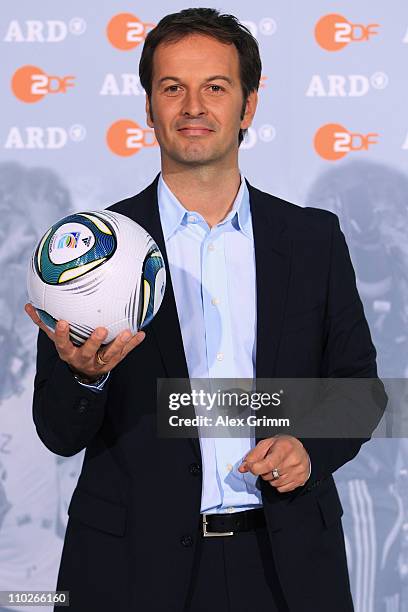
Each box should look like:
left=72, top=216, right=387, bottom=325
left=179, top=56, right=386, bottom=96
left=177, top=128, right=214, bottom=136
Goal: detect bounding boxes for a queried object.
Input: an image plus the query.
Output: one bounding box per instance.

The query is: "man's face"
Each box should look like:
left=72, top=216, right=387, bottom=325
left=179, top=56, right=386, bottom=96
left=145, top=34, right=257, bottom=168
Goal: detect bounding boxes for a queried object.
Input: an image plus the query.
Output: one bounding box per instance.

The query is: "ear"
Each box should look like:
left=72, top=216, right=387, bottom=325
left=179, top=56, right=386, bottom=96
left=145, top=95, right=154, bottom=128
left=240, top=90, right=258, bottom=130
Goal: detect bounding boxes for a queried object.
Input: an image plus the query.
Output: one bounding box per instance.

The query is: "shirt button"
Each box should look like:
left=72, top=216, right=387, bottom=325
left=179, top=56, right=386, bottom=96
left=188, top=215, right=197, bottom=223
left=211, top=297, right=220, bottom=305
left=216, top=352, right=224, bottom=361
left=180, top=534, right=193, bottom=547
left=226, top=507, right=235, bottom=513
left=226, top=463, right=233, bottom=472
left=208, top=243, right=215, bottom=251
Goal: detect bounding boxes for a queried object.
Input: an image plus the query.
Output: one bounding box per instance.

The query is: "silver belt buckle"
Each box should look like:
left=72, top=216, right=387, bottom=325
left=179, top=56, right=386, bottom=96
left=202, top=513, right=234, bottom=537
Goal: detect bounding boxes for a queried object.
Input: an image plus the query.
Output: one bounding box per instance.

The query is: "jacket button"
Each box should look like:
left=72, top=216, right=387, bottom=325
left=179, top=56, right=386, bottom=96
left=77, top=398, right=89, bottom=413
left=189, top=462, right=201, bottom=476
left=180, top=535, right=193, bottom=547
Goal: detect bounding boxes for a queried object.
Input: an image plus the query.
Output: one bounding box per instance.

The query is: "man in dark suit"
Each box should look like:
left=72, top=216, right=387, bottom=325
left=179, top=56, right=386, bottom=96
left=26, top=8, right=385, bottom=612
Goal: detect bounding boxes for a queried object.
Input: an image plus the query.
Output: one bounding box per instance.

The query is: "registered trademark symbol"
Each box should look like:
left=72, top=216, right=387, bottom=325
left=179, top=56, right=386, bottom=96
left=259, top=18, right=277, bottom=36
left=370, top=71, right=388, bottom=90
left=69, top=124, right=87, bottom=142
left=259, top=124, right=276, bottom=142
left=69, top=17, right=87, bottom=35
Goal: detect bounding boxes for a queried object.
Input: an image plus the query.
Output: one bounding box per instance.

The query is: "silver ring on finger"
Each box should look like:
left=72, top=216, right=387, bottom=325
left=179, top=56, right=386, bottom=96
left=272, top=467, right=280, bottom=480
left=96, top=348, right=109, bottom=367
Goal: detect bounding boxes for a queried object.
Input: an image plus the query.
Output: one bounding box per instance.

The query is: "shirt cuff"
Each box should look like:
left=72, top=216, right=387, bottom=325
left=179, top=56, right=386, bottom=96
left=75, top=371, right=110, bottom=393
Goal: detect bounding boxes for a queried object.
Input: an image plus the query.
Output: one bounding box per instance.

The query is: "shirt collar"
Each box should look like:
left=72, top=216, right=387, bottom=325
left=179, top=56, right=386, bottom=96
left=158, top=172, right=252, bottom=242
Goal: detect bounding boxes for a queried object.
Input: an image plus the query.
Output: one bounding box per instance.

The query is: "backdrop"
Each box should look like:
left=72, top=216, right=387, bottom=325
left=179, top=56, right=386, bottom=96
left=1, top=2, right=407, bottom=611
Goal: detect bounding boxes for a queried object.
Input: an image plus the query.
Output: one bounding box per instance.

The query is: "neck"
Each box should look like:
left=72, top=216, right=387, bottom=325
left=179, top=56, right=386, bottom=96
left=161, top=164, right=242, bottom=228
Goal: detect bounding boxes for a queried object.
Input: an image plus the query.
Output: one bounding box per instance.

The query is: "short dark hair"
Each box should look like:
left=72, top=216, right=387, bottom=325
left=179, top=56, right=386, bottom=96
left=139, top=7, right=262, bottom=146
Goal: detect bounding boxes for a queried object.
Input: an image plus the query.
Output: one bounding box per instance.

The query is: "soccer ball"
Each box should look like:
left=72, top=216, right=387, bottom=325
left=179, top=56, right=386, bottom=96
left=27, top=210, right=166, bottom=345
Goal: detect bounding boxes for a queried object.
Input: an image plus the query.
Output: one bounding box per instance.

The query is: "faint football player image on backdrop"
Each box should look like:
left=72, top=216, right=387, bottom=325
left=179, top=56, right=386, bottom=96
left=0, top=162, right=85, bottom=612
left=307, top=159, right=408, bottom=612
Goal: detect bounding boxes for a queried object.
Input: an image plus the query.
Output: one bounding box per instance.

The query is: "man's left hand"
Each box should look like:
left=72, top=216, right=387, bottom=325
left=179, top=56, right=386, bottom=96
left=238, top=435, right=310, bottom=493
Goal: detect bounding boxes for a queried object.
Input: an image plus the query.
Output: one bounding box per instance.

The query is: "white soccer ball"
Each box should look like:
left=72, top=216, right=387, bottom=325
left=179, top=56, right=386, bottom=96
left=27, top=210, right=166, bottom=345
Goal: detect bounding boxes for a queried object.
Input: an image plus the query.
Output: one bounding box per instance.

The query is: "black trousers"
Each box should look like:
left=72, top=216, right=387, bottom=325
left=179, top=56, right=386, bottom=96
left=184, top=521, right=290, bottom=612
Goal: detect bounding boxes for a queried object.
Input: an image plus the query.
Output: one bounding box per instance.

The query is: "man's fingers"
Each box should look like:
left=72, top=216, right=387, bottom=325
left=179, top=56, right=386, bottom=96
left=25, top=303, right=41, bottom=324
left=271, top=455, right=301, bottom=474
left=270, top=477, right=293, bottom=490
left=25, top=300, right=145, bottom=375
left=243, top=445, right=286, bottom=476
left=261, top=469, right=287, bottom=482
left=238, top=438, right=276, bottom=472
left=54, top=320, right=77, bottom=360
left=250, top=438, right=301, bottom=476
left=119, top=331, right=146, bottom=358
left=70, top=327, right=130, bottom=370
left=24, top=303, right=55, bottom=341
left=85, top=329, right=145, bottom=374
left=268, top=463, right=308, bottom=490
left=99, top=329, right=135, bottom=363
left=78, top=327, right=109, bottom=362
left=274, top=481, right=297, bottom=493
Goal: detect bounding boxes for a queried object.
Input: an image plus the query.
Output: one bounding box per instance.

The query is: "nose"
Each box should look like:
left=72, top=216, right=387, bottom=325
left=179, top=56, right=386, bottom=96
left=181, top=89, right=207, bottom=118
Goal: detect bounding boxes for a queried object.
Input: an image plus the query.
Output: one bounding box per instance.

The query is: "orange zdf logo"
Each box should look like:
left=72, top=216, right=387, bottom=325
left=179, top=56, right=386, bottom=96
left=315, top=14, right=379, bottom=51
left=106, top=13, right=155, bottom=50
left=314, top=124, right=379, bottom=161
left=11, top=65, right=75, bottom=103
left=106, top=120, right=157, bottom=156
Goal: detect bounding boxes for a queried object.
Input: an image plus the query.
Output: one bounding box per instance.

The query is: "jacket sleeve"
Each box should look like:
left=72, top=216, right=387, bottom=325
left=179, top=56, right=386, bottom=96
left=297, top=212, right=387, bottom=490
left=32, top=329, right=110, bottom=457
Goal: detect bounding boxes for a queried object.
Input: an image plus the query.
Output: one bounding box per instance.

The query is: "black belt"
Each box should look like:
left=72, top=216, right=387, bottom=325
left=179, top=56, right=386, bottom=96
left=201, top=508, right=266, bottom=537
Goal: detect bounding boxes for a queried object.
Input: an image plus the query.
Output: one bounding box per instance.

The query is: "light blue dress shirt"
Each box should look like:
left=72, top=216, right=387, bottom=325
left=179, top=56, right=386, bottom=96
left=158, top=172, right=262, bottom=514
left=79, top=172, right=311, bottom=511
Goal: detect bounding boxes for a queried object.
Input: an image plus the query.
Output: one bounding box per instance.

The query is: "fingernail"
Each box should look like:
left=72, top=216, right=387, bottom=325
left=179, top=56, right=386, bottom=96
left=58, top=321, right=68, bottom=331
left=95, top=329, right=106, bottom=339
left=122, top=331, right=132, bottom=342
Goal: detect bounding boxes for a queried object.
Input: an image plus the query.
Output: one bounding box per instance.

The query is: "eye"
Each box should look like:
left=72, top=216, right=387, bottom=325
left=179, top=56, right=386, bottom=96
left=208, top=85, right=224, bottom=93
left=164, top=85, right=181, bottom=95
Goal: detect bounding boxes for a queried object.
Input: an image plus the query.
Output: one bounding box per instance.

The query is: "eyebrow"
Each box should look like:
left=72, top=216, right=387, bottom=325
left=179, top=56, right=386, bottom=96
left=157, top=75, right=234, bottom=86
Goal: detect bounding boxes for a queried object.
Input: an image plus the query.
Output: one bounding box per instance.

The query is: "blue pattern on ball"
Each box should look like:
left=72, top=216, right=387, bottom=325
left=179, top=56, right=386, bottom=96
left=36, top=213, right=116, bottom=285
left=139, top=246, right=165, bottom=329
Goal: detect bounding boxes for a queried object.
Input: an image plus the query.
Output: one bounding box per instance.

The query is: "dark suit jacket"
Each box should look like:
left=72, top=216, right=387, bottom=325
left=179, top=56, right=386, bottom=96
left=33, top=174, right=385, bottom=612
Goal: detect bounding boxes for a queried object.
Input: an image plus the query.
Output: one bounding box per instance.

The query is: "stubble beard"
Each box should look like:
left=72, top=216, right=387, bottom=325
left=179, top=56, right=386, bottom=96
left=166, top=135, right=233, bottom=168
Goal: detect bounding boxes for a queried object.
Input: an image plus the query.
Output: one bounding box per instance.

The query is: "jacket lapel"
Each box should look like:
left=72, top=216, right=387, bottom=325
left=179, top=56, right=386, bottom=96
left=246, top=181, right=293, bottom=446
left=246, top=180, right=292, bottom=380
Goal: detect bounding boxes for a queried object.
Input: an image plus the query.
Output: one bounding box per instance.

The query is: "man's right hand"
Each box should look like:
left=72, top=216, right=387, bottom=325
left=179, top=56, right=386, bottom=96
left=25, top=303, right=145, bottom=382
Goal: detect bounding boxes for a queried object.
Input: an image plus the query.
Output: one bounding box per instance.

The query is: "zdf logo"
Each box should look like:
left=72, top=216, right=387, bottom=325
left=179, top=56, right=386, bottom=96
left=106, top=120, right=157, bottom=156
left=11, top=65, right=75, bottom=103
left=106, top=13, right=155, bottom=50
left=315, top=14, right=379, bottom=51
left=314, top=124, right=379, bottom=161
